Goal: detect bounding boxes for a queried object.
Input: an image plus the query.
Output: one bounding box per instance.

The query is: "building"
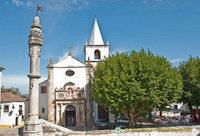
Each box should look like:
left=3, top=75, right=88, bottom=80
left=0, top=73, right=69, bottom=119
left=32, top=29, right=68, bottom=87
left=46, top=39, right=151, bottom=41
left=0, top=92, right=26, bottom=128
left=39, top=17, right=115, bottom=127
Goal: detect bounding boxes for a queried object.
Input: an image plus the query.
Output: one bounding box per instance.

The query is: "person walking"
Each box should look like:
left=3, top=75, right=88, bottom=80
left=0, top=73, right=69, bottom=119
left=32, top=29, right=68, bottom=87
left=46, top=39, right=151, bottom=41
left=72, top=117, right=75, bottom=126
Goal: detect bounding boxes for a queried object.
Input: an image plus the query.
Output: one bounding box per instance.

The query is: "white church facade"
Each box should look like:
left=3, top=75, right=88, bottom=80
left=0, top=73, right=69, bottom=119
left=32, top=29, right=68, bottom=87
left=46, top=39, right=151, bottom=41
left=39, top=18, right=114, bottom=127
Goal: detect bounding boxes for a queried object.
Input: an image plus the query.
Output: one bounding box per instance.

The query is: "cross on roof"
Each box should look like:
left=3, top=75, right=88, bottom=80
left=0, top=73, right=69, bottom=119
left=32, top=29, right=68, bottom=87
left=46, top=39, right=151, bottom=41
left=68, top=46, right=72, bottom=56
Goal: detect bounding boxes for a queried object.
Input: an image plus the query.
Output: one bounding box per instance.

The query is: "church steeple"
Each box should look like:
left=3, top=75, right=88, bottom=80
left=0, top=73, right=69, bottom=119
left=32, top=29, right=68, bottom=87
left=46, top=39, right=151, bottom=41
left=84, top=17, right=110, bottom=66
left=89, top=17, right=104, bottom=45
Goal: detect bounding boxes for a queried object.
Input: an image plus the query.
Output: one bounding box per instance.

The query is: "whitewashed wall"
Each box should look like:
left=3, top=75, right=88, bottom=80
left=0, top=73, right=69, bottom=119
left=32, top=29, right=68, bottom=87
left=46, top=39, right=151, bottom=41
left=24, top=100, right=29, bottom=121
left=85, top=45, right=109, bottom=65
left=0, top=102, right=24, bottom=127
left=53, top=56, right=87, bottom=94
left=39, top=80, right=48, bottom=120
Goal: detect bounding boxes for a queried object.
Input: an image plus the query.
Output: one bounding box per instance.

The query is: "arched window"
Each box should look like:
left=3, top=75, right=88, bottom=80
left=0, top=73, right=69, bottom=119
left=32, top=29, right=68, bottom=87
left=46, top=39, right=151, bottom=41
left=94, top=50, right=101, bottom=59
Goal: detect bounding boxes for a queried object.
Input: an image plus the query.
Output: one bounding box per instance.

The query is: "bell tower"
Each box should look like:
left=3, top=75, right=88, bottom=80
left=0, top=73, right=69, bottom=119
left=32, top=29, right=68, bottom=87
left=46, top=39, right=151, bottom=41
left=84, top=17, right=110, bottom=66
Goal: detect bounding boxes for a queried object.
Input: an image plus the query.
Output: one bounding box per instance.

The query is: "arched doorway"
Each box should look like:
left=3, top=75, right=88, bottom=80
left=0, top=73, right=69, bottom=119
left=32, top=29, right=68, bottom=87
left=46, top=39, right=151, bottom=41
left=65, top=105, right=76, bottom=127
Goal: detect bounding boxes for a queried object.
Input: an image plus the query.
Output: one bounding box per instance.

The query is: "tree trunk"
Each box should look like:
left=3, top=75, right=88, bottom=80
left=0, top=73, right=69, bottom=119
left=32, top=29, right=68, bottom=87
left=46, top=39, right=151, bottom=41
left=148, top=110, right=152, bottom=121
left=127, top=111, right=135, bottom=128
left=159, top=110, right=162, bottom=117
left=188, top=103, right=193, bottom=119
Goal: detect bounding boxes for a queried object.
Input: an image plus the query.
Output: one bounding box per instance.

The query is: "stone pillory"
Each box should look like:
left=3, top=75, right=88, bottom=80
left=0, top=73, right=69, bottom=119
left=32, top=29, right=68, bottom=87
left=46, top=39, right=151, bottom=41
left=23, top=15, right=43, bottom=136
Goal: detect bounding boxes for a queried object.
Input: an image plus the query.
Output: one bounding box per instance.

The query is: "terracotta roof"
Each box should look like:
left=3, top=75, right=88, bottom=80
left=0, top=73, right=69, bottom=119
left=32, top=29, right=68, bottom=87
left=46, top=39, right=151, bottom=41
left=1, top=92, right=26, bottom=102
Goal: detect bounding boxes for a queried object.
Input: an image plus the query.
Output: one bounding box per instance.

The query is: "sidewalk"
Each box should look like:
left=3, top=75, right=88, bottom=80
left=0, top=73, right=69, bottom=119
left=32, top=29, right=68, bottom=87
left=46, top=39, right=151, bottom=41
left=0, top=126, right=23, bottom=136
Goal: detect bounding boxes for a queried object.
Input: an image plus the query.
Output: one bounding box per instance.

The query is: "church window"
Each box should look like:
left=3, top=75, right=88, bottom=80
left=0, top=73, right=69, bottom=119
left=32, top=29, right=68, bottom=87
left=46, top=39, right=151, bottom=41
left=41, top=86, right=47, bottom=93
left=66, top=70, right=75, bottom=76
left=94, top=50, right=101, bottom=59
left=4, top=105, right=9, bottom=112
left=42, top=108, right=45, bottom=113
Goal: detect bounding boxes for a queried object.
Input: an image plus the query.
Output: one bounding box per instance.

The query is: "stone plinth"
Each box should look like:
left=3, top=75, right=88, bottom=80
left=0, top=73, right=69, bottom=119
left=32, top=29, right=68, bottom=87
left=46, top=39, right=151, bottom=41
left=23, top=118, right=43, bottom=136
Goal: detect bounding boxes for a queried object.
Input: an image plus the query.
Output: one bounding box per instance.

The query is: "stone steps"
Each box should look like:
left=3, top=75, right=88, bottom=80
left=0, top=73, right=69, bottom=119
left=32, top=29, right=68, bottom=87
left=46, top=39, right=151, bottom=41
left=40, top=119, right=73, bottom=133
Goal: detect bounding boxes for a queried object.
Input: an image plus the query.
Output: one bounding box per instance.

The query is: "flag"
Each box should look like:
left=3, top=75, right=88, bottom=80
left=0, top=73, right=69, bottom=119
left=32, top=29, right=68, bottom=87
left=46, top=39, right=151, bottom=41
left=37, top=6, right=43, bottom=11
left=36, top=4, right=43, bottom=16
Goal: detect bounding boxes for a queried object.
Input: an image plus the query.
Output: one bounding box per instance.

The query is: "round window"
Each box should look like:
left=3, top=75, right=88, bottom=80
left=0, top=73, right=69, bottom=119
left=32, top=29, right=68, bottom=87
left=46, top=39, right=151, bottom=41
left=66, top=70, right=75, bottom=76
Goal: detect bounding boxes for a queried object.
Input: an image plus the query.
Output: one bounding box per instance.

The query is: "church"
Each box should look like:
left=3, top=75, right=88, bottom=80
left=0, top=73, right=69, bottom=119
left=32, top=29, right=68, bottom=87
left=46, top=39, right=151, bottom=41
left=39, top=18, right=115, bottom=127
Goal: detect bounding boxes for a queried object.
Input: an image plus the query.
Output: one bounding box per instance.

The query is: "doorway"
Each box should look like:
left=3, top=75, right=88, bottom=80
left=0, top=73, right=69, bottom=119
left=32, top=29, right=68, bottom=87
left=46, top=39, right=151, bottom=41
left=15, top=117, right=18, bottom=126
left=65, top=105, right=76, bottom=127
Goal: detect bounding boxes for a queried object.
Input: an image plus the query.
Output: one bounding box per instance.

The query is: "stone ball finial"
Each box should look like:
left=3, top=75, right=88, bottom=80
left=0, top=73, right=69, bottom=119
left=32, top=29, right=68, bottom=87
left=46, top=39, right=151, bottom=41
left=106, top=41, right=109, bottom=45
left=87, top=57, right=90, bottom=64
left=49, top=57, right=52, bottom=65
left=85, top=41, right=88, bottom=45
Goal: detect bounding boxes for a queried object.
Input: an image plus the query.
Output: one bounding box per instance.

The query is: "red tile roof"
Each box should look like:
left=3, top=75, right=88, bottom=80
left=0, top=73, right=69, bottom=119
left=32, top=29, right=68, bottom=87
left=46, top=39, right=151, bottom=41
left=1, top=93, right=26, bottom=102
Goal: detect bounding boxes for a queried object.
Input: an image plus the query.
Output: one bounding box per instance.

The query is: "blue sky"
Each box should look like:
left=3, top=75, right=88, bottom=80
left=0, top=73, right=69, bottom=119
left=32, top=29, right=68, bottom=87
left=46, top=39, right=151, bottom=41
left=0, top=0, right=200, bottom=94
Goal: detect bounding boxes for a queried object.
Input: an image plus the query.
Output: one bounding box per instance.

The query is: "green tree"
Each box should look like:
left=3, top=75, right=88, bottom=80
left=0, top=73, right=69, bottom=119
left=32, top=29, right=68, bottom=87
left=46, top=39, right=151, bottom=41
left=91, top=49, right=182, bottom=127
left=2, top=87, right=21, bottom=95
left=179, top=56, right=200, bottom=114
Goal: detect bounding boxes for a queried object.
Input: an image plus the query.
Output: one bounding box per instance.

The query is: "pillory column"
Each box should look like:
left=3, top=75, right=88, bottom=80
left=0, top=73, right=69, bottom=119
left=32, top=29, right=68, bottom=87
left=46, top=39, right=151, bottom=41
left=23, top=16, right=43, bottom=136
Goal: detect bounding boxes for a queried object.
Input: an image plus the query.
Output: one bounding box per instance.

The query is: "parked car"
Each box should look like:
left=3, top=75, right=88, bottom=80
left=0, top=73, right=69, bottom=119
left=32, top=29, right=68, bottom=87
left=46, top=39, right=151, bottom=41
left=116, top=117, right=129, bottom=123
left=95, top=119, right=109, bottom=129
left=114, top=122, right=129, bottom=129
left=115, top=117, right=129, bottom=129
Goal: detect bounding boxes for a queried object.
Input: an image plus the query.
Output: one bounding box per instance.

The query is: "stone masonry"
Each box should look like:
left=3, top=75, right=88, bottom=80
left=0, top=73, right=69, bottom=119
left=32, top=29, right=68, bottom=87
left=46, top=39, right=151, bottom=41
left=23, top=16, right=43, bottom=136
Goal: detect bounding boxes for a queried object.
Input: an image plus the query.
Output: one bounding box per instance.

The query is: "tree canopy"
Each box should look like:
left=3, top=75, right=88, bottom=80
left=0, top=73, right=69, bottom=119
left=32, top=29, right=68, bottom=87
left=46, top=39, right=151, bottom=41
left=90, top=49, right=183, bottom=126
left=1, top=87, right=21, bottom=95
left=179, top=56, right=200, bottom=112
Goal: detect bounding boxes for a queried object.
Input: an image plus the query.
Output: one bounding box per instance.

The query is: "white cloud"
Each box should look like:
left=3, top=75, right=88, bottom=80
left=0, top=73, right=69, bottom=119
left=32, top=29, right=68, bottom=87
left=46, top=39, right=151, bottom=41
left=2, top=75, right=47, bottom=94
left=37, top=0, right=90, bottom=11
left=11, top=0, right=90, bottom=11
left=12, top=0, right=25, bottom=6
left=110, top=48, right=129, bottom=55
left=142, top=0, right=163, bottom=4
left=26, top=1, right=33, bottom=7
left=169, top=58, right=182, bottom=63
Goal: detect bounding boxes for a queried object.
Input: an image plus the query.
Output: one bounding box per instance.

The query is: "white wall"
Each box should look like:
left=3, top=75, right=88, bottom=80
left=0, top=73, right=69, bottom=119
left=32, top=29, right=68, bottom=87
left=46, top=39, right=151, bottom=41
left=39, top=80, right=48, bottom=120
left=24, top=100, right=29, bottom=121
left=0, top=102, right=25, bottom=127
left=85, top=45, right=109, bottom=64
left=53, top=67, right=87, bottom=91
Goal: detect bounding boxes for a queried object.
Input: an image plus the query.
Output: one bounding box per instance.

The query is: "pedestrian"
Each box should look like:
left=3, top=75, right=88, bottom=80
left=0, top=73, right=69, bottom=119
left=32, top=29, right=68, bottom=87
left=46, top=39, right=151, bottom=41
left=72, top=117, right=75, bottom=126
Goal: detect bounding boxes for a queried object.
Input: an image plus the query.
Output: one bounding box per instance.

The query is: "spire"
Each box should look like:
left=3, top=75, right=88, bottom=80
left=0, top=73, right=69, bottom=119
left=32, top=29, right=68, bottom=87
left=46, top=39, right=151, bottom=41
left=31, top=16, right=41, bottom=28
left=89, top=17, right=104, bottom=45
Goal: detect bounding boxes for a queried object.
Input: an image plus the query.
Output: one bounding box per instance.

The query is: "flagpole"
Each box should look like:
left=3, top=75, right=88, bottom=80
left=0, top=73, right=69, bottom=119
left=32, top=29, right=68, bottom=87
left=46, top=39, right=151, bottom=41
left=36, top=3, right=38, bottom=16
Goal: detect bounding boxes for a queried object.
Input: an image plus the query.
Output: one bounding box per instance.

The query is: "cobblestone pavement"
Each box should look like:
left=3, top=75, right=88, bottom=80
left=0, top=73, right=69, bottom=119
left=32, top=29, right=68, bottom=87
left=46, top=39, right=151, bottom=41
left=0, top=126, right=23, bottom=136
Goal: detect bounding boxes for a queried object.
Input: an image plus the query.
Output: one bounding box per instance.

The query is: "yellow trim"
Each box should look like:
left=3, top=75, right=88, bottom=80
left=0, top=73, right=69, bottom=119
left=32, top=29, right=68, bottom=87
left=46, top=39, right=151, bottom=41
left=0, top=121, right=24, bottom=128
left=0, top=125, right=14, bottom=128
left=18, top=121, right=24, bottom=126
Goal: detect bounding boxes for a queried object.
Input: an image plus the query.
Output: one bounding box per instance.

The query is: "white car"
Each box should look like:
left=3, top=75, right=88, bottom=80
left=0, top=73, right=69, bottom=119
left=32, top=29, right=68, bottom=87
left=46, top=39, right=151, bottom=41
left=116, top=118, right=129, bottom=123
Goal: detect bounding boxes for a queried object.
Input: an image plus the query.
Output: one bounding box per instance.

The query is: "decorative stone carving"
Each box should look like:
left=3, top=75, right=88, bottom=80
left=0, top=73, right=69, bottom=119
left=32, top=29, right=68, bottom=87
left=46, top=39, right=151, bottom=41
left=23, top=16, right=43, bottom=136
left=55, top=87, right=85, bottom=100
